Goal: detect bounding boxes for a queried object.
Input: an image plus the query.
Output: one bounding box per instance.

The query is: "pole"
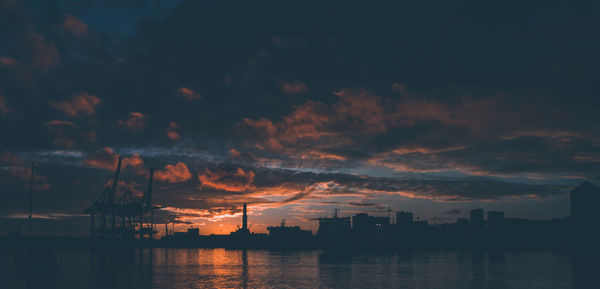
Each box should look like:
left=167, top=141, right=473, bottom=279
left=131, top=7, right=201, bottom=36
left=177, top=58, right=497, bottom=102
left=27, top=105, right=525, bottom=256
left=110, top=157, right=122, bottom=237
left=28, top=162, right=33, bottom=237
left=147, top=168, right=154, bottom=239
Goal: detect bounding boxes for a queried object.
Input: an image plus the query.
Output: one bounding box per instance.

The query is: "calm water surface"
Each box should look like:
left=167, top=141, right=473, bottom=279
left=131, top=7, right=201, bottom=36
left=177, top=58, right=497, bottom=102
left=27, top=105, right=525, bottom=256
left=0, top=248, right=592, bottom=288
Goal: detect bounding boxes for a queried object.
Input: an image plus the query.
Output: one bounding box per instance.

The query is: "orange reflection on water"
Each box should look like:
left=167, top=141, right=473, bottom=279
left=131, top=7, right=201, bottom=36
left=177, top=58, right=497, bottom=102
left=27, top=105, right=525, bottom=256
left=154, top=249, right=251, bottom=288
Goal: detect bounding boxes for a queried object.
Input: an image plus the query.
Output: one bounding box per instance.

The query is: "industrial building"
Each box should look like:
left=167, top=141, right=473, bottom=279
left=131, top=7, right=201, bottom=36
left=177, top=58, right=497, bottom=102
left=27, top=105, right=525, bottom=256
left=352, top=213, right=389, bottom=235
left=317, top=209, right=351, bottom=238
left=267, top=219, right=312, bottom=240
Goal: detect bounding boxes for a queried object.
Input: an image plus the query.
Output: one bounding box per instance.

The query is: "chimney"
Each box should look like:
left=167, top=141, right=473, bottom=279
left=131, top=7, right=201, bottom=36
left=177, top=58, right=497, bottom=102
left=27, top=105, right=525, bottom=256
left=242, top=202, right=248, bottom=230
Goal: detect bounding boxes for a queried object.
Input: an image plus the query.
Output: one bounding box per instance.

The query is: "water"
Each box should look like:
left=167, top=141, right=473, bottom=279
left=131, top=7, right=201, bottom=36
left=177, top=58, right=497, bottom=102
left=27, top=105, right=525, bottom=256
left=0, top=248, right=592, bottom=288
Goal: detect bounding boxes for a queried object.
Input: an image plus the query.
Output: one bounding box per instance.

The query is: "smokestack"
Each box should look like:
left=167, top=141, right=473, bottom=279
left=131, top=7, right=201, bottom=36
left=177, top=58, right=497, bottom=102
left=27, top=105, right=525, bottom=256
left=242, top=202, right=248, bottom=230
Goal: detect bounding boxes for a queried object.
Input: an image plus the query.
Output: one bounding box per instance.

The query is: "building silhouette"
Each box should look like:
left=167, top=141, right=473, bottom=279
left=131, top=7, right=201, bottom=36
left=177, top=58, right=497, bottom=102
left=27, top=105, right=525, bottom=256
left=396, top=211, right=414, bottom=227
left=470, top=208, right=485, bottom=232
left=267, top=219, right=312, bottom=242
left=487, top=211, right=505, bottom=230
left=352, top=213, right=389, bottom=236
left=317, top=209, right=351, bottom=238
left=187, top=228, right=199, bottom=239
left=570, top=181, right=600, bottom=224
left=570, top=181, right=600, bottom=243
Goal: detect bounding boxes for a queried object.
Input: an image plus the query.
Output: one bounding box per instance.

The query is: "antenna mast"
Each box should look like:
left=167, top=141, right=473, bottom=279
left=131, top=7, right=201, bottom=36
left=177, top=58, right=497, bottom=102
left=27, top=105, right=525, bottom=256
left=28, top=162, right=33, bottom=237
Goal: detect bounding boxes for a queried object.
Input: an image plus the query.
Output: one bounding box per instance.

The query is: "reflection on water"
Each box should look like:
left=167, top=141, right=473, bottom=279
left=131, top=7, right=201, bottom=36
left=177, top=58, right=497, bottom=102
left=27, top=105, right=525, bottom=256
left=0, top=248, right=594, bottom=288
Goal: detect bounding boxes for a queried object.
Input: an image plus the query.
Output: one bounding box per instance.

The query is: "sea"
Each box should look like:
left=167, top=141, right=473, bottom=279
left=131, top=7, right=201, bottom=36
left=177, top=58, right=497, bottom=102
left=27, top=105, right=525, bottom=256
left=0, top=248, right=593, bottom=288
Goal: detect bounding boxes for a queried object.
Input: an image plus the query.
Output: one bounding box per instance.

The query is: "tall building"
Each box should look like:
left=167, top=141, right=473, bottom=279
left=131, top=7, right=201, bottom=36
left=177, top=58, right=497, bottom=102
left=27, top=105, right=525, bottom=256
left=470, top=209, right=485, bottom=231
left=571, top=181, right=600, bottom=222
left=570, top=181, right=600, bottom=241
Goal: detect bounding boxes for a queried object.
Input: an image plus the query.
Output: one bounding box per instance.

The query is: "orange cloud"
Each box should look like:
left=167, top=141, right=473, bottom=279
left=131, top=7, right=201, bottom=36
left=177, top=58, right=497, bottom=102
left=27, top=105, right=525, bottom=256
left=104, top=179, right=143, bottom=196
left=241, top=117, right=282, bottom=150
left=21, top=32, right=59, bottom=71
left=198, top=168, right=255, bottom=192
left=279, top=80, right=308, bottom=95
left=165, top=122, right=180, bottom=141
left=6, top=167, right=51, bottom=191
left=0, top=153, right=50, bottom=190
left=390, top=94, right=499, bottom=131
left=358, top=188, right=477, bottom=203
left=155, top=162, right=192, bottom=183
left=0, top=56, right=19, bottom=67
left=122, top=153, right=146, bottom=175
left=83, top=147, right=146, bottom=174
left=228, top=148, right=256, bottom=162
left=118, top=112, right=146, bottom=130
left=241, top=89, right=390, bottom=152
left=86, top=130, right=97, bottom=143
left=43, top=120, right=78, bottom=147
left=160, top=206, right=244, bottom=233
left=167, top=131, right=180, bottom=141
left=44, top=120, right=76, bottom=127
left=241, top=88, right=501, bottom=155
left=176, top=87, right=202, bottom=101
left=229, top=148, right=241, bottom=158
left=246, top=181, right=367, bottom=207
left=1, top=150, right=24, bottom=166
left=2, top=213, right=79, bottom=220
left=62, top=14, right=87, bottom=36
left=502, top=130, right=584, bottom=141
left=50, top=93, right=101, bottom=117
left=334, top=88, right=387, bottom=133
left=291, top=151, right=347, bottom=161
left=389, top=145, right=467, bottom=155
left=0, top=95, right=12, bottom=117
left=391, top=82, right=406, bottom=94
left=241, top=100, right=331, bottom=150
left=82, top=147, right=119, bottom=170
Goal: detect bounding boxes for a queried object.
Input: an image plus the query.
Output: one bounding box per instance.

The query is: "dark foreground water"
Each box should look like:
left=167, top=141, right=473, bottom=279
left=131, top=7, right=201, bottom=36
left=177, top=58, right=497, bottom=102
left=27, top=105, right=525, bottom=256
left=0, top=248, right=594, bottom=289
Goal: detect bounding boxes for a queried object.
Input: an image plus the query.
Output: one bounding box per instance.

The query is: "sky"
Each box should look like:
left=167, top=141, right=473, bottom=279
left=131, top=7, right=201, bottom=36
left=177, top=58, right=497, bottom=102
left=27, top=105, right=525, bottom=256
left=1, top=0, right=599, bottom=236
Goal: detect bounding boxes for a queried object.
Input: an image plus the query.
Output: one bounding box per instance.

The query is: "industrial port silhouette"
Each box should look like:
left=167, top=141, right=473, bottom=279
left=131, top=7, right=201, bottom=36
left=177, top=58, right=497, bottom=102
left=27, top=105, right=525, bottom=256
left=2, top=157, right=599, bottom=250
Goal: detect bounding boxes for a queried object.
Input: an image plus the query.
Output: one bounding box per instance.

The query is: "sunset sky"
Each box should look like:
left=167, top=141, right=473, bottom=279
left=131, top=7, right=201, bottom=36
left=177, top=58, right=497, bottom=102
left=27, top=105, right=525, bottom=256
left=1, top=0, right=599, bottom=236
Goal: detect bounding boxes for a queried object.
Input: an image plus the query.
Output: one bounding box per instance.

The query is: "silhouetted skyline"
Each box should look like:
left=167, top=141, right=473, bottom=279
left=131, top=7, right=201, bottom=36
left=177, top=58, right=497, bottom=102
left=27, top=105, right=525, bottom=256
left=3, top=181, right=597, bottom=252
